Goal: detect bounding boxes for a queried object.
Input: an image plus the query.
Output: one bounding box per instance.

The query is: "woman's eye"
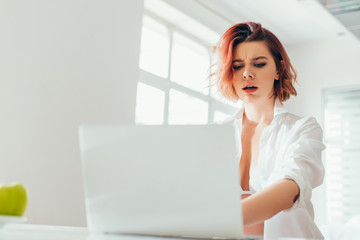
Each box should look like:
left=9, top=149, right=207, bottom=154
left=233, top=65, right=243, bottom=70
left=254, top=63, right=266, bottom=68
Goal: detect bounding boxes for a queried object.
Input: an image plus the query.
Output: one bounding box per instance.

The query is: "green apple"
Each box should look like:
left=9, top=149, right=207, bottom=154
left=0, top=183, right=28, bottom=216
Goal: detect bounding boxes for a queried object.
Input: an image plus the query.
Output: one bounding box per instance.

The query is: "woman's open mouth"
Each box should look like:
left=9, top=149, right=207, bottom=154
left=242, top=86, right=258, bottom=93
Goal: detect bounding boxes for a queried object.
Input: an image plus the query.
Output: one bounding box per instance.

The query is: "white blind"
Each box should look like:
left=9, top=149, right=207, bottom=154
left=324, top=88, right=360, bottom=222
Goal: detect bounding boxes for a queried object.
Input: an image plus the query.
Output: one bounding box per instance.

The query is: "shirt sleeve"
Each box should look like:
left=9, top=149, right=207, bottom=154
left=266, top=116, right=326, bottom=210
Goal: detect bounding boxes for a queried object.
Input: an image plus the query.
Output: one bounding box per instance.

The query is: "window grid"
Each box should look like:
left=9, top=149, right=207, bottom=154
left=323, top=86, right=360, bottom=223
left=137, top=13, right=237, bottom=125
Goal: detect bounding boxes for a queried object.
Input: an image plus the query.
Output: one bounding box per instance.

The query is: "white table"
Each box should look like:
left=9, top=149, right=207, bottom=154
left=0, top=224, right=89, bottom=240
left=0, top=224, right=262, bottom=240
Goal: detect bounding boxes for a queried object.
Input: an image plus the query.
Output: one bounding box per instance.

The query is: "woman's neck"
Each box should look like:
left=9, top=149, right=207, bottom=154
left=243, top=98, right=275, bottom=125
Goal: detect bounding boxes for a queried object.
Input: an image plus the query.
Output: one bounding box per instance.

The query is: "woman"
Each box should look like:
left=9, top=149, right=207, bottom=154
left=214, top=22, right=325, bottom=239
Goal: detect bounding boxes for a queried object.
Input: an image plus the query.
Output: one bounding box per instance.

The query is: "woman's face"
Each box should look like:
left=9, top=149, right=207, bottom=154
left=232, top=41, right=279, bottom=104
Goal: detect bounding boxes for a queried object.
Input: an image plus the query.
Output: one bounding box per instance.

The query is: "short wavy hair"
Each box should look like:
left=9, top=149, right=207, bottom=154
left=213, top=22, right=297, bottom=104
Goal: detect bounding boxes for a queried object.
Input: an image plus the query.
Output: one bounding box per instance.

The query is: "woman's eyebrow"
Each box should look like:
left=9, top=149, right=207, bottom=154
left=232, top=56, right=268, bottom=63
left=253, top=56, right=268, bottom=61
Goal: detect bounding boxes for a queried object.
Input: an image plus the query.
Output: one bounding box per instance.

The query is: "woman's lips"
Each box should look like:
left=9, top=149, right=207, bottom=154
left=242, top=86, right=258, bottom=94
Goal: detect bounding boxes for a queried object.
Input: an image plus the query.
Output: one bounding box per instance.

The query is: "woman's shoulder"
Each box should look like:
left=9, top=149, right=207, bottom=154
left=278, top=112, right=321, bottom=129
left=276, top=112, right=323, bottom=141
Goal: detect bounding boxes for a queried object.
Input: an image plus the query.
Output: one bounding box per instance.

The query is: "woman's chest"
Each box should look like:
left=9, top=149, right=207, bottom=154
left=239, top=124, right=289, bottom=191
left=240, top=124, right=267, bottom=170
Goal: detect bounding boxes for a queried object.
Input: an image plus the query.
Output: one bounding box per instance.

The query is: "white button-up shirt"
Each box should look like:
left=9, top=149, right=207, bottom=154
left=223, top=100, right=325, bottom=240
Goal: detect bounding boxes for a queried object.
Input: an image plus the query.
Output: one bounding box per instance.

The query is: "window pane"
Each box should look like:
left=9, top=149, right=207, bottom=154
left=135, top=83, right=165, bottom=125
left=324, top=88, right=360, bottom=223
left=168, top=89, right=208, bottom=124
left=213, top=110, right=232, bottom=123
left=170, top=32, right=210, bottom=94
left=139, top=16, right=169, bottom=78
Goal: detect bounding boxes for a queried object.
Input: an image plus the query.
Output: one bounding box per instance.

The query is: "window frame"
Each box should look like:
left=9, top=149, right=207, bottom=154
left=137, top=11, right=237, bottom=125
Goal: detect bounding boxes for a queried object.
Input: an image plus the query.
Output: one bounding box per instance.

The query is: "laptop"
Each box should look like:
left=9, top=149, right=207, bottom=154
left=79, top=124, right=243, bottom=239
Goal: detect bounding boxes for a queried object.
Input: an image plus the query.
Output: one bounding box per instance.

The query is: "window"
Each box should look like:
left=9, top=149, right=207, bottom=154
left=323, top=87, right=360, bottom=223
left=170, top=32, right=210, bottom=95
left=139, top=16, right=169, bottom=79
left=135, top=83, right=165, bottom=125
left=168, top=90, right=208, bottom=125
left=135, top=5, right=237, bottom=125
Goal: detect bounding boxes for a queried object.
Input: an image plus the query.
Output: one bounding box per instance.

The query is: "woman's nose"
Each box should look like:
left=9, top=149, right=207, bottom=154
left=243, top=70, right=254, bottom=80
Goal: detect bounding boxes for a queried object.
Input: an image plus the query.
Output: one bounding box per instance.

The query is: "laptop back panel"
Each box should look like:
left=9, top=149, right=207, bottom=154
left=79, top=125, right=242, bottom=238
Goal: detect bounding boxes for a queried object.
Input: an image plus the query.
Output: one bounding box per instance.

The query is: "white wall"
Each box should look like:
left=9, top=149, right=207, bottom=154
left=0, top=0, right=144, bottom=226
left=284, top=38, right=360, bottom=120
left=283, top=38, right=360, bottom=226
